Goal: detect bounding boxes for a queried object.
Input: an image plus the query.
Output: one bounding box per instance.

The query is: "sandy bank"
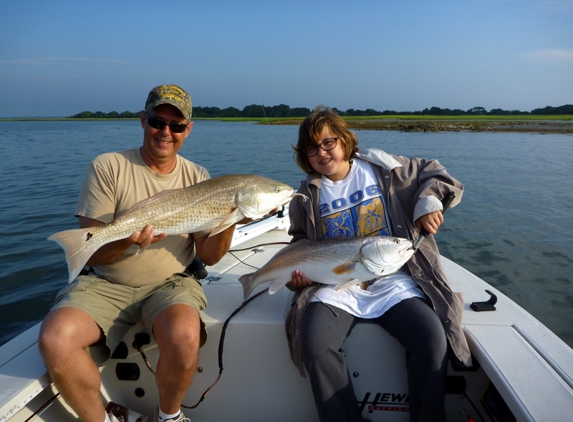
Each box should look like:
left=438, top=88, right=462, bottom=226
left=267, top=119, right=573, bottom=134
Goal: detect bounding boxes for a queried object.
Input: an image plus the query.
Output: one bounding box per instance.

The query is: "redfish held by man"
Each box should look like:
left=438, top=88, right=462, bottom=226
left=239, top=236, right=415, bottom=299
left=49, top=174, right=296, bottom=283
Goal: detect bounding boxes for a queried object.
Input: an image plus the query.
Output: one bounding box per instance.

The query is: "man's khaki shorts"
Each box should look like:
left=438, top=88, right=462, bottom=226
left=51, top=273, right=208, bottom=364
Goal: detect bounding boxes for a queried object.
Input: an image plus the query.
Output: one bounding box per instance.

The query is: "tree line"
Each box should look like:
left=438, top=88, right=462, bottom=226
left=70, top=104, right=573, bottom=119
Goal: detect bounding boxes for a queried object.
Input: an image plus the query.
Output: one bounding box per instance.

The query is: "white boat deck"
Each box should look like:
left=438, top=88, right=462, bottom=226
left=0, top=324, right=49, bottom=422
left=443, top=256, right=573, bottom=421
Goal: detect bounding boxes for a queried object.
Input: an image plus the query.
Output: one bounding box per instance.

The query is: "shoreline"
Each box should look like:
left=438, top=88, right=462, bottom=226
left=266, top=118, right=573, bottom=134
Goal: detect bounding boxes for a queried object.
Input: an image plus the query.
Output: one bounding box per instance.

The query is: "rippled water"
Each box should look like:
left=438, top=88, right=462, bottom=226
left=1, top=120, right=572, bottom=347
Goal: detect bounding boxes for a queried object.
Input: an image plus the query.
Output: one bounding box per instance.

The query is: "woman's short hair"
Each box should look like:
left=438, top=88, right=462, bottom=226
left=293, top=106, right=359, bottom=174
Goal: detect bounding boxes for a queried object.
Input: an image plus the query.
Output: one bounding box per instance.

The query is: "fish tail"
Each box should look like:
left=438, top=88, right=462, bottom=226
left=48, top=227, right=101, bottom=283
left=238, top=273, right=254, bottom=300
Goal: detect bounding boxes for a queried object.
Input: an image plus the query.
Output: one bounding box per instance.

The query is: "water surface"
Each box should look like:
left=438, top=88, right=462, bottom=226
left=1, top=121, right=571, bottom=347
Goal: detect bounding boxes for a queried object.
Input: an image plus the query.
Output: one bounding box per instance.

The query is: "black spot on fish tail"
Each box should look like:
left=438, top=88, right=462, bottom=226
left=86, top=232, right=93, bottom=241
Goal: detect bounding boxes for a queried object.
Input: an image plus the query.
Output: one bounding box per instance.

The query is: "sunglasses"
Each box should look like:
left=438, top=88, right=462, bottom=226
left=146, top=113, right=189, bottom=133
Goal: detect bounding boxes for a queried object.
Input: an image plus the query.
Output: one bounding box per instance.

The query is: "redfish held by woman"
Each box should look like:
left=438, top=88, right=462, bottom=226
left=49, top=174, right=296, bottom=283
left=239, top=236, right=415, bottom=299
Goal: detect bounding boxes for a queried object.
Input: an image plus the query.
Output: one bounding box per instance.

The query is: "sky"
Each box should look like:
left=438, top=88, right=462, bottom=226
left=0, top=0, right=572, bottom=117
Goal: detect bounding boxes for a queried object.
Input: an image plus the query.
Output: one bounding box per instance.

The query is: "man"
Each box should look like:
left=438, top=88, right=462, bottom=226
left=39, top=85, right=238, bottom=422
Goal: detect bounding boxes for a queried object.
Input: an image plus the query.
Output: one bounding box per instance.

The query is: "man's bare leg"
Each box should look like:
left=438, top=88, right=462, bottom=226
left=153, top=304, right=201, bottom=414
left=39, top=308, right=106, bottom=422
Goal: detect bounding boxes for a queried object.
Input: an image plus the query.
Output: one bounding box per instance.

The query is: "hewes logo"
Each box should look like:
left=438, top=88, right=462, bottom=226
left=359, top=391, right=410, bottom=414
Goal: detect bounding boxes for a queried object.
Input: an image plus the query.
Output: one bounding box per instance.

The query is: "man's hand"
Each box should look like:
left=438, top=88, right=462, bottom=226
left=79, top=217, right=167, bottom=266
left=128, top=224, right=167, bottom=250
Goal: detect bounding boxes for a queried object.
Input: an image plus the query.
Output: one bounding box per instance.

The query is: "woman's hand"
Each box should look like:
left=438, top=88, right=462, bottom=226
left=287, top=269, right=313, bottom=289
left=415, top=210, right=444, bottom=235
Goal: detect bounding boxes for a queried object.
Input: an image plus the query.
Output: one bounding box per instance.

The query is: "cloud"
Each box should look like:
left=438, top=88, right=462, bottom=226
left=0, top=57, right=132, bottom=65
left=519, top=49, right=573, bottom=62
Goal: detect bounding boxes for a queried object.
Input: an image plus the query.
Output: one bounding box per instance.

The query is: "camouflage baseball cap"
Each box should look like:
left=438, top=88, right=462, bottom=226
left=145, top=85, right=192, bottom=120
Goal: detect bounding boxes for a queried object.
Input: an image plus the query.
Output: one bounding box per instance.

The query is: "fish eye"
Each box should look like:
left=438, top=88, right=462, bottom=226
left=394, top=239, right=400, bottom=243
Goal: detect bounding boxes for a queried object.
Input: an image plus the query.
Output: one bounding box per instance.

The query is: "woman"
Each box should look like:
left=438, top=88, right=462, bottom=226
left=285, top=106, right=470, bottom=422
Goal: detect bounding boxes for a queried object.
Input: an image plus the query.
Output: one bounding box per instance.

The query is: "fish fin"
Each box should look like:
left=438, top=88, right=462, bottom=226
left=239, top=273, right=254, bottom=300
left=334, top=279, right=361, bottom=291
left=333, top=262, right=357, bottom=275
left=268, top=280, right=286, bottom=295
left=209, top=208, right=243, bottom=236
left=48, top=227, right=101, bottom=283
left=135, top=245, right=149, bottom=255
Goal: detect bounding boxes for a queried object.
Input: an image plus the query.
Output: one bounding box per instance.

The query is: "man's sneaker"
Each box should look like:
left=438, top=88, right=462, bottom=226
left=108, top=414, right=123, bottom=422
left=153, top=407, right=191, bottom=422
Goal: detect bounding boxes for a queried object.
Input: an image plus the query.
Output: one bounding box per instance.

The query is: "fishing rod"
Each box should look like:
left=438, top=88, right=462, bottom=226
left=412, top=191, right=456, bottom=251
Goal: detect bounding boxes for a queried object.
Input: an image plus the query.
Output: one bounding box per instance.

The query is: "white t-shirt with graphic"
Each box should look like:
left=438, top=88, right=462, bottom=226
left=311, top=158, right=424, bottom=318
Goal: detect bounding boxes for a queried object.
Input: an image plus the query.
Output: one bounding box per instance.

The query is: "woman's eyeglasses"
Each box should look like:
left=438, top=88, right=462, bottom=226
left=304, top=137, right=340, bottom=157
left=146, top=113, right=189, bottom=133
